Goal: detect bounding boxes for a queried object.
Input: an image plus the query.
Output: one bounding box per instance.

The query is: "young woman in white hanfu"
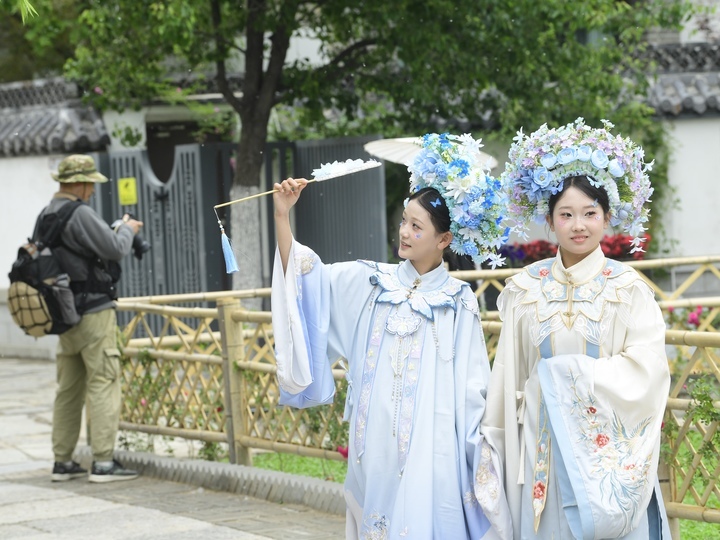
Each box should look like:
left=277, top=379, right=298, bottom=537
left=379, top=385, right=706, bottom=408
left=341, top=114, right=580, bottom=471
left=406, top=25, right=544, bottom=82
left=271, top=134, right=509, bottom=540
left=479, top=119, right=672, bottom=539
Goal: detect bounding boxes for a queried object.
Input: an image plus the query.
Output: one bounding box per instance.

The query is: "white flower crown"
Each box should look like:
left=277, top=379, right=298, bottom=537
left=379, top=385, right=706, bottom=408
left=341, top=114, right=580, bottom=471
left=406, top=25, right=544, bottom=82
left=501, top=118, right=654, bottom=253
left=406, top=133, right=509, bottom=268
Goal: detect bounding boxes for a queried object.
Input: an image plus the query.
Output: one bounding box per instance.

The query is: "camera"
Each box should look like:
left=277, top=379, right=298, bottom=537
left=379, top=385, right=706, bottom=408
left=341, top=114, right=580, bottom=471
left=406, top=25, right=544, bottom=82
left=111, top=214, right=151, bottom=260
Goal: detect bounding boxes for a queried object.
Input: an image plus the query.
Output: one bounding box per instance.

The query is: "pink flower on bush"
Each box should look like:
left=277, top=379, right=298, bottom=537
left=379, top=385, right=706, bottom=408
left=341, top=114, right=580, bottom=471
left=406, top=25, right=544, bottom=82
left=667, top=306, right=675, bottom=314
left=140, top=398, right=147, bottom=406
left=595, top=433, right=610, bottom=448
left=93, top=86, right=103, bottom=95
left=687, top=312, right=700, bottom=327
left=337, top=445, right=348, bottom=460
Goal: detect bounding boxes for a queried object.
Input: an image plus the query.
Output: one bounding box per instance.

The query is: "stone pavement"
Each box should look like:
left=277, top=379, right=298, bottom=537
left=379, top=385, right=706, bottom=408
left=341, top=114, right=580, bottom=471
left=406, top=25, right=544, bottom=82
left=0, top=357, right=346, bottom=539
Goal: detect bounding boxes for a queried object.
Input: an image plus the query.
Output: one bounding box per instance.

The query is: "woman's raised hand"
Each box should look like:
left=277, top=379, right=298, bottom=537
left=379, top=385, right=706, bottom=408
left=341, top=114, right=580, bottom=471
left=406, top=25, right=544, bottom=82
left=273, top=177, right=309, bottom=217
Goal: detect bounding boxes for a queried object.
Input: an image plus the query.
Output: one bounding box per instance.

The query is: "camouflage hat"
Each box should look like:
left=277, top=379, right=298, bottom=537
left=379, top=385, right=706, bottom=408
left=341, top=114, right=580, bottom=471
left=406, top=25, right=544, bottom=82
left=52, top=155, right=108, bottom=184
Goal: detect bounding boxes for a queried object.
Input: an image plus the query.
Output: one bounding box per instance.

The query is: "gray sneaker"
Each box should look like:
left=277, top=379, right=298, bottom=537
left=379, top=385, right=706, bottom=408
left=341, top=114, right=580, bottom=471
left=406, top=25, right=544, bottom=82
left=51, top=461, right=87, bottom=482
left=88, top=459, right=139, bottom=483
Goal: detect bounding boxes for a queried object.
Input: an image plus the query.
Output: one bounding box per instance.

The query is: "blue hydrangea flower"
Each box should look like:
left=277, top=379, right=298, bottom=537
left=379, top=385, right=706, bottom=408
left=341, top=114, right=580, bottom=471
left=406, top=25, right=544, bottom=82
left=590, top=149, right=609, bottom=169
left=540, top=153, right=557, bottom=169
left=557, top=147, right=577, bottom=165
left=608, top=158, right=624, bottom=178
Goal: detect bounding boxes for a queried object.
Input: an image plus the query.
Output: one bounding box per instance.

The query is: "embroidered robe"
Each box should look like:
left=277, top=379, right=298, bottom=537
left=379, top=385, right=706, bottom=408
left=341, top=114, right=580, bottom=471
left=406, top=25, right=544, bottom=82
left=272, top=239, right=502, bottom=540
left=480, top=246, right=672, bottom=539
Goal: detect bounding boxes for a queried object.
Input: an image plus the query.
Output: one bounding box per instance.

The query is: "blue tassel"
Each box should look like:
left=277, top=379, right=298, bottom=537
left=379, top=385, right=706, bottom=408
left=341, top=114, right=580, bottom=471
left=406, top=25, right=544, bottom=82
left=221, top=230, right=239, bottom=273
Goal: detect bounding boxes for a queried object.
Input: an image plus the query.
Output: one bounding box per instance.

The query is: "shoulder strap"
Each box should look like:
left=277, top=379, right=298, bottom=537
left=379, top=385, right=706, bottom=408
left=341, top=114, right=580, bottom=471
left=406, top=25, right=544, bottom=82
left=35, top=200, right=84, bottom=248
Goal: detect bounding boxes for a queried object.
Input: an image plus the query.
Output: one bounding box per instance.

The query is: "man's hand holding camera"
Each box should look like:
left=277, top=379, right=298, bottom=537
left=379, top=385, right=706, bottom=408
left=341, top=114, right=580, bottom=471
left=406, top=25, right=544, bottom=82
left=122, top=213, right=143, bottom=235
left=112, top=214, right=151, bottom=260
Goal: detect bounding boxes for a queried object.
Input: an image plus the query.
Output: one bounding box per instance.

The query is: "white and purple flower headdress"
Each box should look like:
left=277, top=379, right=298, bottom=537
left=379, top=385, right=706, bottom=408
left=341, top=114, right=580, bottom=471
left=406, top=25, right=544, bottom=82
left=501, top=118, right=654, bottom=253
left=407, top=133, right=509, bottom=268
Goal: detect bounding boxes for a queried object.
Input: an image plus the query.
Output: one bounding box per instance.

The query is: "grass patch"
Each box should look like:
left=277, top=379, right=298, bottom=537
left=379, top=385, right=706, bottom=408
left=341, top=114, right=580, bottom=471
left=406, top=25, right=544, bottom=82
left=252, top=452, right=347, bottom=483
left=680, top=518, right=720, bottom=540
left=679, top=490, right=720, bottom=540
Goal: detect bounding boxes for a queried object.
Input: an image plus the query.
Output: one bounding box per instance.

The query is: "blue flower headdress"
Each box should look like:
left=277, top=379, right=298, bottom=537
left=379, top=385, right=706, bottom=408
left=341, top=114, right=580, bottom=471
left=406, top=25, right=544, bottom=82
left=407, top=133, right=509, bottom=268
left=501, top=118, right=654, bottom=253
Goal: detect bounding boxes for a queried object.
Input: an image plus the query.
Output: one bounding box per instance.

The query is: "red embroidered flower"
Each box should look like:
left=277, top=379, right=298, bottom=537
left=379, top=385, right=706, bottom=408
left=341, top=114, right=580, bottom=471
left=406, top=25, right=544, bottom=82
left=602, top=268, right=612, bottom=276
left=539, top=268, right=550, bottom=277
left=588, top=406, right=597, bottom=414
left=595, top=433, right=610, bottom=448
left=533, top=481, right=546, bottom=499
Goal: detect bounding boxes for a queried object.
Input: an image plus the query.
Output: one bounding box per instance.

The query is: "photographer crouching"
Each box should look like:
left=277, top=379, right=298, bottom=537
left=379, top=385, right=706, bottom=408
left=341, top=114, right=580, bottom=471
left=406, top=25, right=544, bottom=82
left=46, top=154, right=144, bottom=483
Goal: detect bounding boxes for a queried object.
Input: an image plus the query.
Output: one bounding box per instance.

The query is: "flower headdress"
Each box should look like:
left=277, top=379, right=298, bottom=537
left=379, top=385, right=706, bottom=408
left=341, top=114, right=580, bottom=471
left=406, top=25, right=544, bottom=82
left=501, top=118, right=654, bottom=253
left=407, top=133, right=509, bottom=268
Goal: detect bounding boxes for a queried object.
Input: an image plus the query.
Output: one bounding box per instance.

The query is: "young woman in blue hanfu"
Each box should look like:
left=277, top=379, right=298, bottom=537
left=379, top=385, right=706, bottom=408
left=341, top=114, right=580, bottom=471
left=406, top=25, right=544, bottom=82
left=480, top=118, right=672, bottom=539
left=270, top=133, right=510, bottom=540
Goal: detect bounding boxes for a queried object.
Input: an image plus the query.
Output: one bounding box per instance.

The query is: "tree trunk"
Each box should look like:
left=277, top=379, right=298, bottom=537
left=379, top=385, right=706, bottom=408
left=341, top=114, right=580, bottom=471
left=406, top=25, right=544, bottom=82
left=229, top=121, right=269, bottom=310
left=221, top=0, right=292, bottom=308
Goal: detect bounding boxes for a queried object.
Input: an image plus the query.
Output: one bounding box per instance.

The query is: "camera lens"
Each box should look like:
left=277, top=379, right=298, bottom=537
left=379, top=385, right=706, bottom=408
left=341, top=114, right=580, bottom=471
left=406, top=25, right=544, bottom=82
left=132, top=235, right=151, bottom=260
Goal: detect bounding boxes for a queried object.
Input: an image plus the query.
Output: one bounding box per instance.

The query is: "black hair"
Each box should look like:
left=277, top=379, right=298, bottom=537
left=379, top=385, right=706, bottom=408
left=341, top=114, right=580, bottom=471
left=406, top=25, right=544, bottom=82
left=548, top=175, right=611, bottom=216
left=407, top=187, right=451, bottom=233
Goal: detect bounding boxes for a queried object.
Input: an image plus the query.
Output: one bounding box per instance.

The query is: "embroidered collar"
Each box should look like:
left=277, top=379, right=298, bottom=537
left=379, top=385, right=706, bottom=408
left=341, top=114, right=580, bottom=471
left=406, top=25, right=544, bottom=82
left=552, top=246, right=607, bottom=284
left=369, top=260, right=464, bottom=320
left=524, top=249, right=631, bottom=316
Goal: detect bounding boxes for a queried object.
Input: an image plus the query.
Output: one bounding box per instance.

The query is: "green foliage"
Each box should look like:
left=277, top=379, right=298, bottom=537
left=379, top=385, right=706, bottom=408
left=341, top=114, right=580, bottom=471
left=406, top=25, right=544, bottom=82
left=253, top=452, right=347, bottom=484
left=4, top=0, right=695, bottom=233
left=304, top=381, right=349, bottom=451
left=110, top=123, right=144, bottom=148
left=0, top=0, right=78, bottom=81
left=687, top=376, right=720, bottom=459
left=8, top=0, right=38, bottom=22
left=662, top=375, right=720, bottom=495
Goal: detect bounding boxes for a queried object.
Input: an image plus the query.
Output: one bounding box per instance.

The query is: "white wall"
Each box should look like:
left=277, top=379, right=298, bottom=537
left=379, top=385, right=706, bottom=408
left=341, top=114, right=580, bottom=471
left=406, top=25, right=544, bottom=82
left=664, top=117, right=720, bottom=257
left=1, top=155, right=63, bottom=359
left=680, top=0, right=720, bottom=43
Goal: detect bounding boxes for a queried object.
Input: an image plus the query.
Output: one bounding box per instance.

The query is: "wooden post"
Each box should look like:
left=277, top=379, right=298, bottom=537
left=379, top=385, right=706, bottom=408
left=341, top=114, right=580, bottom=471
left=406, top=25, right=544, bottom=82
left=217, top=297, right=252, bottom=466
left=658, top=453, right=680, bottom=539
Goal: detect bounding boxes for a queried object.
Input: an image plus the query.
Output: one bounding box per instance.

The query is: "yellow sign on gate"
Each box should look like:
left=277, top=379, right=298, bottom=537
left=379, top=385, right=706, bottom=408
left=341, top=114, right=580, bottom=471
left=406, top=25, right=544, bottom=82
left=118, top=177, right=138, bottom=206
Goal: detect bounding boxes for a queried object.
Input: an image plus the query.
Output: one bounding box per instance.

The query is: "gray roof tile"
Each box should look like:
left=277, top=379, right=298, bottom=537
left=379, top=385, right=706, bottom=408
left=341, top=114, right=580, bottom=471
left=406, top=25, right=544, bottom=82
left=0, top=77, right=110, bottom=157
left=650, top=72, right=720, bottom=117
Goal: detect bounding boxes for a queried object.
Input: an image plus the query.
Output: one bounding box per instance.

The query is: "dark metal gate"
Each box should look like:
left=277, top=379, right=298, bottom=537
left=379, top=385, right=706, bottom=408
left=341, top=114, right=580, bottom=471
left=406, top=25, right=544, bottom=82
left=92, top=136, right=386, bottom=300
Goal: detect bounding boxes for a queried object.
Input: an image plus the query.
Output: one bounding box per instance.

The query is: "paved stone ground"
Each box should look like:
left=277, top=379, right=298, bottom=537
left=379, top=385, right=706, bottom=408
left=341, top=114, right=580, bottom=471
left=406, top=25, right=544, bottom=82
left=0, top=357, right=345, bottom=539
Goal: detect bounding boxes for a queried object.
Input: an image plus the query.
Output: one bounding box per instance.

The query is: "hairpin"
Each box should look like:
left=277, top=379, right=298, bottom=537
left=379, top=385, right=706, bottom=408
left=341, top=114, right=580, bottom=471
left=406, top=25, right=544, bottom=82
left=430, top=198, right=442, bottom=207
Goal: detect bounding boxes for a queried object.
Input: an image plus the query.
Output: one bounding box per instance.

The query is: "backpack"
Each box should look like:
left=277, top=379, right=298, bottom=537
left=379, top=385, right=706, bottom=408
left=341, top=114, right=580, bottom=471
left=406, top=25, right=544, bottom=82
left=8, top=201, right=84, bottom=337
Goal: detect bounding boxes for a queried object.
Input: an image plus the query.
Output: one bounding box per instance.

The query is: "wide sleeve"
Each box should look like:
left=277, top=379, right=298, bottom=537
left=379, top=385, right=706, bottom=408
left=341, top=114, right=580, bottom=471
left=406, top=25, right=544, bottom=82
left=537, top=282, right=669, bottom=539
left=271, top=239, right=369, bottom=409
left=476, top=286, right=521, bottom=539
left=271, top=240, right=334, bottom=408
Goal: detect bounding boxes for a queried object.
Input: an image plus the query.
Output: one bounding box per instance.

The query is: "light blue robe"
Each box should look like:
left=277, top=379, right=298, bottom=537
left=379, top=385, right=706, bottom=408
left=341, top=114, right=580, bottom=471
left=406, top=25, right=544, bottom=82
left=272, top=240, right=498, bottom=539
left=481, top=247, right=672, bottom=539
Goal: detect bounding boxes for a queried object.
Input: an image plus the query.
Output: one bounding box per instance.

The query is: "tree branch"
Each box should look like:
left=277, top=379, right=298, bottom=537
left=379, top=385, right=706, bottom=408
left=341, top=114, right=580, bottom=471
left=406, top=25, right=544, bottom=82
left=242, top=0, right=267, bottom=115
left=326, top=38, right=377, bottom=69
left=210, top=0, right=243, bottom=111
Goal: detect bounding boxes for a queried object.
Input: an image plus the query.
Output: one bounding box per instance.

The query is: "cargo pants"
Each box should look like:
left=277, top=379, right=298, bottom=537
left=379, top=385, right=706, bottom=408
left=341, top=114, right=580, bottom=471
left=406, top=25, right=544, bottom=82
left=52, top=308, right=122, bottom=462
